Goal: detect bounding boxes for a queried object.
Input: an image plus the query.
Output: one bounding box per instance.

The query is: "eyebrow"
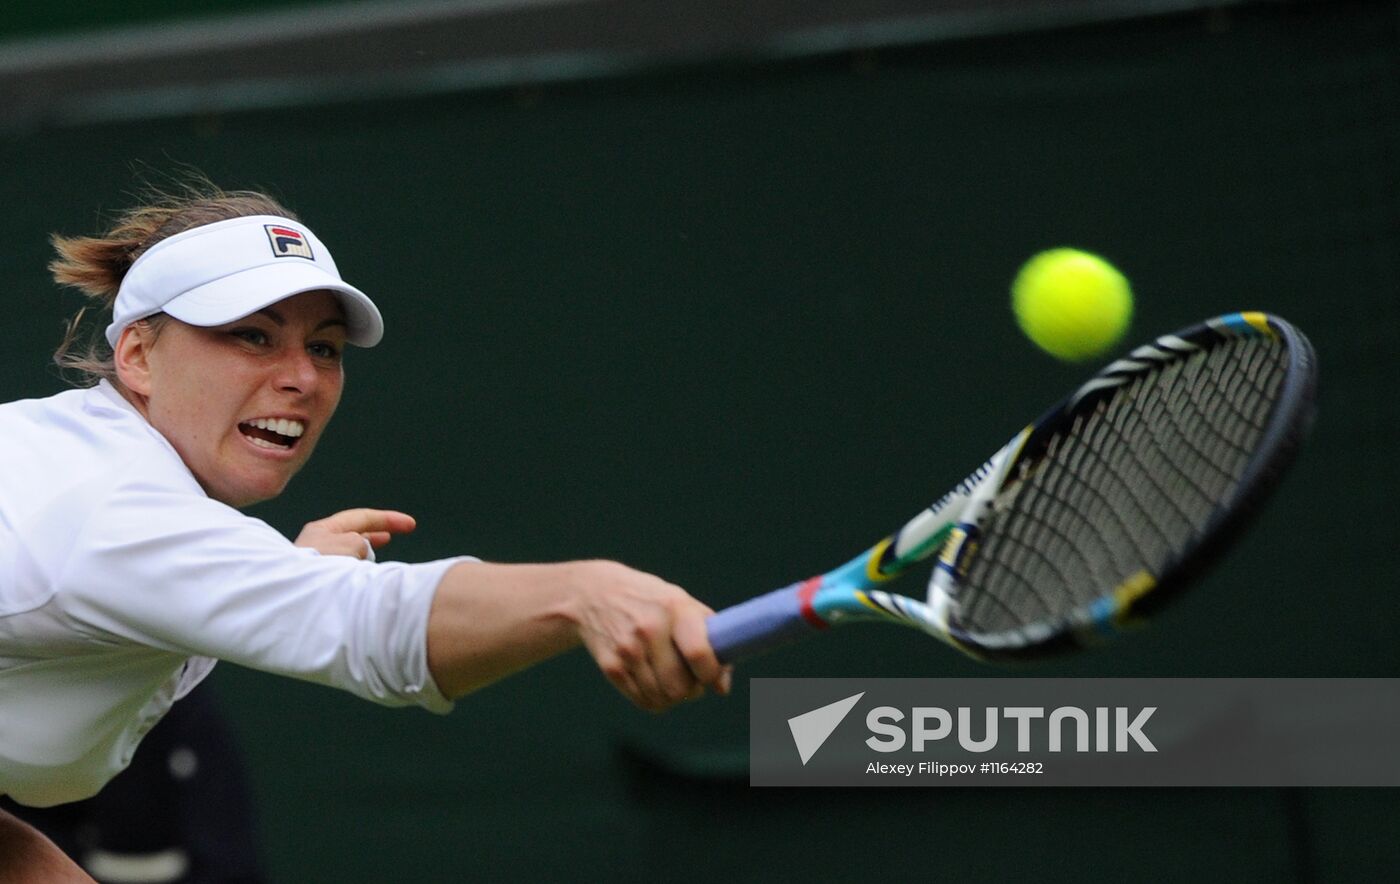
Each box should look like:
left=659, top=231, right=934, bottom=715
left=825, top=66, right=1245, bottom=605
left=254, top=308, right=348, bottom=333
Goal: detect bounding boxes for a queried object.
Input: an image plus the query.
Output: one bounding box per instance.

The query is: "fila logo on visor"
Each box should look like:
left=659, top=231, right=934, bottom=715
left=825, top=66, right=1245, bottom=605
left=265, top=225, right=314, bottom=260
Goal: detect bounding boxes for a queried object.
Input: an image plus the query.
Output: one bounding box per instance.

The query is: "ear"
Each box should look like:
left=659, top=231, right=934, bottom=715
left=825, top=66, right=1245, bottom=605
left=113, top=324, right=155, bottom=397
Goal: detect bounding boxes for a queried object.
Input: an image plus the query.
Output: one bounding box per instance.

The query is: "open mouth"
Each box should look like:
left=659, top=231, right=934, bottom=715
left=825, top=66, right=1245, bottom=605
left=238, top=417, right=305, bottom=451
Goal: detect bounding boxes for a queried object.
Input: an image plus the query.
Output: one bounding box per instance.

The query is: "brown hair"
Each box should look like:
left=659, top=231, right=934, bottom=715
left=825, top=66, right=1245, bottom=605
left=51, top=179, right=298, bottom=386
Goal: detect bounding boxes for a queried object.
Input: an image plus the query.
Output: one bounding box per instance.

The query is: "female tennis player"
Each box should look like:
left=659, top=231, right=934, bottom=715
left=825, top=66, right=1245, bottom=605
left=0, top=184, right=728, bottom=879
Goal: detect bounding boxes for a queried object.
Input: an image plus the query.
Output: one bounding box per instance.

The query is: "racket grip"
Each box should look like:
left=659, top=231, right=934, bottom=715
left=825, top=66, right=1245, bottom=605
left=707, top=583, right=819, bottom=664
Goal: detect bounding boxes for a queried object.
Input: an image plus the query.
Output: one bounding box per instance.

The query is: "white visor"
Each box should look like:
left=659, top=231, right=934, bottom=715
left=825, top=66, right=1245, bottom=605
left=105, top=214, right=383, bottom=347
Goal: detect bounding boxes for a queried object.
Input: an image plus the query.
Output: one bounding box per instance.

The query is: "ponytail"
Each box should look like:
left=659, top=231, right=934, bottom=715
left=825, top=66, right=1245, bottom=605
left=51, top=178, right=297, bottom=386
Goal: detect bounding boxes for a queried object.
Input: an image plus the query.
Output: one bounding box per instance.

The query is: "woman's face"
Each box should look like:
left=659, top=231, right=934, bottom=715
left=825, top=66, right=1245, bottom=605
left=123, top=290, right=348, bottom=507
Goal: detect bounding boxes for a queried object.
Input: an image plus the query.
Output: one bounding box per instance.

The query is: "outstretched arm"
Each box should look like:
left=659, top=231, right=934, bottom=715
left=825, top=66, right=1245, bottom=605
left=425, top=560, right=730, bottom=712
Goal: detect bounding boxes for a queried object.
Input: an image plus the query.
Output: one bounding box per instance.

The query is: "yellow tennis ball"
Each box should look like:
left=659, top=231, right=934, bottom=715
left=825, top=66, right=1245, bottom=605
left=1011, top=248, right=1133, bottom=362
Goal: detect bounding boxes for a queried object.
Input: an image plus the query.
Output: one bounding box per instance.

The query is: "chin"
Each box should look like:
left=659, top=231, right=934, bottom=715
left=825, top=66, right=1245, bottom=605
left=217, top=474, right=293, bottom=509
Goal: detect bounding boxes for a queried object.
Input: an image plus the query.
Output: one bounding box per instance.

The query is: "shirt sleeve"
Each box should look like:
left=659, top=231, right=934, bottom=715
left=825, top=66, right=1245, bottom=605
left=43, top=475, right=464, bottom=714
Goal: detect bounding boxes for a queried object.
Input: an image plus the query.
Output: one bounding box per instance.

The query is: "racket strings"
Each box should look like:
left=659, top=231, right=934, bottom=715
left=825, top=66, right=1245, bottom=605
left=957, top=336, right=1290, bottom=635
left=978, top=415, right=1133, bottom=620
left=982, top=391, right=1169, bottom=622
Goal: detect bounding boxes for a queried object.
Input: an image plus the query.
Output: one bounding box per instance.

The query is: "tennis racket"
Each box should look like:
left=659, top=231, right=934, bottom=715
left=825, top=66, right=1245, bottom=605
left=707, top=311, right=1317, bottom=663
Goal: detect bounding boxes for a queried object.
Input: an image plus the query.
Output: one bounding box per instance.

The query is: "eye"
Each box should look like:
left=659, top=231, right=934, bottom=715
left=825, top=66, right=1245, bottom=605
left=308, top=341, right=343, bottom=361
left=231, top=328, right=270, bottom=346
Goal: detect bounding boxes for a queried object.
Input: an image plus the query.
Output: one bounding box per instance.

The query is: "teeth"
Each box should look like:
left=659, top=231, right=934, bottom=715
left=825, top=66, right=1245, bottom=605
left=247, top=435, right=289, bottom=450
left=247, top=417, right=305, bottom=438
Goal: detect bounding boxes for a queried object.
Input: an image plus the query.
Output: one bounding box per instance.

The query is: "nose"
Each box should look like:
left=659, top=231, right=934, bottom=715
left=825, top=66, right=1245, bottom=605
left=273, top=348, right=320, bottom=395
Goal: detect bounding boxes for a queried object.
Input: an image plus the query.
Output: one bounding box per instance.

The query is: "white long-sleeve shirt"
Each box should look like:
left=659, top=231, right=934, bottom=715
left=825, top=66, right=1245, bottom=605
left=0, top=381, right=459, bottom=807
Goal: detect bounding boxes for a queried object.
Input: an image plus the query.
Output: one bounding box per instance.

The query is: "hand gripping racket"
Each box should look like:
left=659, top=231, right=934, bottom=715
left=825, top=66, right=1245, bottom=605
left=707, top=312, right=1317, bottom=663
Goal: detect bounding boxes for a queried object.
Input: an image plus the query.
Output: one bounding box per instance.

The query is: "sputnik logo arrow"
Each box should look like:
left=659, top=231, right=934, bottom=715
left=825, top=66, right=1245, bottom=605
left=787, top=692, right=865, bottom=765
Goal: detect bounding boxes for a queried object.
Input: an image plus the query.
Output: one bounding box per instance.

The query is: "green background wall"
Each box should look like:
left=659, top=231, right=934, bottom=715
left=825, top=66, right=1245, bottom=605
left=0, top=0, right=346, bottom=41
left=2, top=1, right=1396, bottom=880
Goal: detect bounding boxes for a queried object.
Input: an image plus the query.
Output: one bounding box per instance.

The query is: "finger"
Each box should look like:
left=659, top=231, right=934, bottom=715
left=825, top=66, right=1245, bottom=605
left=363, top=531, right=393, bottom=548
left=315, top=509, right=417, bottom=537
left=671, top=606, right=723, bottom=689
left=629, top=649, right=673, bottom=712
left=642, top=620, right=701, bottom=709
left=597, top=654, right=655, bottom=712
left=613, top=620, right=675, bottom=712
